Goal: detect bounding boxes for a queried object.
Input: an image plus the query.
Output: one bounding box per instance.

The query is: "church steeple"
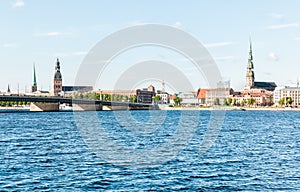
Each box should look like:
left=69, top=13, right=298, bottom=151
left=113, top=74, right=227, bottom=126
left=55, top=58, right=61, bottom=73
left=246, top=38, right=255, bottom=89
left=33, top=64, right=37, bottom=86
left=31, top=63, right=37, bottom=93
left=53, top=58, right=63, bottom=95
left=7, top=84, right=11, bottom=93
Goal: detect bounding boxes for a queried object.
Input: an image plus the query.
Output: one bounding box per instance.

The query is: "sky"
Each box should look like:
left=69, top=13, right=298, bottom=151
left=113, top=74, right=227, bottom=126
left=1, top=0, right=300, bottom=93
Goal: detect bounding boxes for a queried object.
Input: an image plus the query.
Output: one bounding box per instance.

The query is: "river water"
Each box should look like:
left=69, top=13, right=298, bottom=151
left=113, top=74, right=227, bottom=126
left=0, top=110, right=299, bottom=191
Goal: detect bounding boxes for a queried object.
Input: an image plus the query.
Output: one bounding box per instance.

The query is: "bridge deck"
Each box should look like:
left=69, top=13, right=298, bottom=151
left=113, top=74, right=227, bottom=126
left=0, top=95, right=153, bottom=107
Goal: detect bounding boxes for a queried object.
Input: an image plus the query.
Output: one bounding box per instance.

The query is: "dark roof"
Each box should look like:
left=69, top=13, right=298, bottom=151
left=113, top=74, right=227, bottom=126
left=253, top=81, right=277, bottom=91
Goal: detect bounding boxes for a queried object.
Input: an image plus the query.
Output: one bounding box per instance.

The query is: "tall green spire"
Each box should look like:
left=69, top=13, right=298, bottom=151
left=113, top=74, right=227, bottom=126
left=33, top=63, right=37, bottom=86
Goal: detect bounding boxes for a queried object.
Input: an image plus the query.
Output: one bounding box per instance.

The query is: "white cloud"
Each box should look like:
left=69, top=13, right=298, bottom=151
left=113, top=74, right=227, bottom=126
left=268, top=52, right=279, bottom=61
left=267, top=23, right=299, bottom=30
left=295, top=37, right=300, bottom=41
left=12, top=0, right=24, bottom=8
left=204, top=42, right=235, bottom=48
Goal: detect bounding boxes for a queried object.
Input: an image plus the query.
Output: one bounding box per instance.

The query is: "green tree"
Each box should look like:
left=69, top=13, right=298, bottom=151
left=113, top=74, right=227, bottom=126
left=279, top=98, right=285, bottom=106
left=227, top=98, right=232, bottom=106
left=223, top=98, right=228, bottom=106
left=123, top=95, right=129, bottom=102
left=154, top=95, right=161, bottom=103
left=214, top=98, right=220, bottom=105
left=247, top=98, right=255, bottom=106
left=129, top=95, right=137, bottom=103
left=286, top=97, right=293, bottom=106
left=233, top=98, right=237, bottom=106
left=279, top=97, right=293, bottom=106
left=173, top=96, right=182, bottom=106
left=240, top=99, right=245, bottom=106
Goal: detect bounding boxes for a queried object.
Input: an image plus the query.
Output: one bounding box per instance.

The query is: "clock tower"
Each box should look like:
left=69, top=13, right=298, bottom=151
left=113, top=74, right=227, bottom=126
left=53, top=58, right=62, bottom=96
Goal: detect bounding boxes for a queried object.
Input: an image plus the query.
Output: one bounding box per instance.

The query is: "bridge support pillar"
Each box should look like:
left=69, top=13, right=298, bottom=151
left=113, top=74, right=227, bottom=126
left=73, top=103, right=103, bottom=111
left=30, top=102, right=59, bottom=112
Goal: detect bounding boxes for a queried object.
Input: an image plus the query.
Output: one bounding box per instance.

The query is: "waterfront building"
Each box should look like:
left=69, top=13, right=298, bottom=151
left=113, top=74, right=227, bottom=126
left=231, top=89, right=273, bottom=106
left=177, top=91, right=198, bottom=106
left=156, top=81, right=169, bottom=104
left=156, top=90, right=169, bottom=104
left=206, top=88, right=234, bottom=106
left=280, top=87, right=300, bottom=107
left=95, top=89, right=136, bottom=102
left=136, top=85, right=155, bottom=104
left=273, top=86, right=286, bottom=105
left=96, top=85, right=155, bottom=103
left=197, top=88, right=208, bottom=105
left=244, top=40, right=276, bottom=91
left=53, top=58, right=63, bottom=96
left=169, top=94, right=176, bottom=105
left=31, top=64, right=37, bottom=93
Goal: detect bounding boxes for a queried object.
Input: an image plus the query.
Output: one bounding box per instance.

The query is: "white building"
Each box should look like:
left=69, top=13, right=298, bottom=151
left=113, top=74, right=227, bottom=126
left=206, top=88, right=234, bottom=106
left=156, top=91, right=169, bottom=104
left=178, top=92, right=198, bottom=106
left=273, top=86, right=285, bottom=105
left=280, top=87, right=300, bottom=107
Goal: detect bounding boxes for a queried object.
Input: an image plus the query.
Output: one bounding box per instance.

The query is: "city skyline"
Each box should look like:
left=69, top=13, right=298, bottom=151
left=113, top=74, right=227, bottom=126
left=1, top=1, right=300, bottom=92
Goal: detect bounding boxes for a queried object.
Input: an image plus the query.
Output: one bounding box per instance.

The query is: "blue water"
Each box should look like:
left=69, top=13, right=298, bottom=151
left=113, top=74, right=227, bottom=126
left=0, top=110, right=299, bottom=191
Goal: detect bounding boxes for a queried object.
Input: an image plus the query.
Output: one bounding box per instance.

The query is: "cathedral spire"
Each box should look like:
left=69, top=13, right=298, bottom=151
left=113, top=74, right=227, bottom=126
left=33, top=63, right=37, bottom=86
left=55, top=58, right=61, bottom=72
left=245, top=38, right=255, bottom=89
left=53, top=58, right=62, bottom=95
left=31, top=63, right=38, bottom=93
left=7, top=84, right=11, bottom=93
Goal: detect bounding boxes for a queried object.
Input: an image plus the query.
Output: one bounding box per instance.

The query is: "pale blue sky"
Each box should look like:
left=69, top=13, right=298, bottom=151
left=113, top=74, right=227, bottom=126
left=1, top=0, right=300, bottom=92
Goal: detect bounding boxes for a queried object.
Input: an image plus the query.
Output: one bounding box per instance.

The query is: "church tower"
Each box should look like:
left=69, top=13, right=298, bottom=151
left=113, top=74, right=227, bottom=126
left=31, top=64, right=37, bottom=93
left=53, top=58, right=62, bottom=95
left=245, top=39, right=255, bottom=89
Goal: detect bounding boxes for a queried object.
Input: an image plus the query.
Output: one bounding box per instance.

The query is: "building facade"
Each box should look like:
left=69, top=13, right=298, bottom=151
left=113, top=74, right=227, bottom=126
left=206, top=88, right=234, bottom=106
left=156, top=91, right=169, bottom=104
left=53, top=58, right=62, bottom=96
left=136, top=85, right=155, bottom=104
left=197, top=88, right=208, bottom=105
left=280, top=87, right=300, bottom=107
left=231, top=89, right=273, bottom=106
left=273, top=86, right=285, bottom=105
left=178, top=92, right=198, bottom=106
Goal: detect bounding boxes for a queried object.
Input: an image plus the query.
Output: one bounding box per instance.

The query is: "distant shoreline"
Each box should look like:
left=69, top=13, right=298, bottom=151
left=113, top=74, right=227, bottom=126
left=1, top=106, right=299, bottom=112
left=0, top=106, right=29, bottom=110
left=160, top=106, right=300, bottom=111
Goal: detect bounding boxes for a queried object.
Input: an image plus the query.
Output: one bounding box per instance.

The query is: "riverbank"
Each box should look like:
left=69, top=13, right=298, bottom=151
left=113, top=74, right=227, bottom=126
left=0, top=106, right=30, bottom=110
left=160, top=106, right=300, bottom=111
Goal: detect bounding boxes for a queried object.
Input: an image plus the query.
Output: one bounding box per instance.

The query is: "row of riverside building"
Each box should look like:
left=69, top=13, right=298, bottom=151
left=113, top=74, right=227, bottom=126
left=21, top=40, right=300, bottom=107
left=197, top=40, right=300, bottom=107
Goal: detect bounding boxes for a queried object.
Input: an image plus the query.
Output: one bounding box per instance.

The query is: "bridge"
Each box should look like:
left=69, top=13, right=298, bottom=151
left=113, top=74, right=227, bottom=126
left=0, top=95, right=156, bottom=112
